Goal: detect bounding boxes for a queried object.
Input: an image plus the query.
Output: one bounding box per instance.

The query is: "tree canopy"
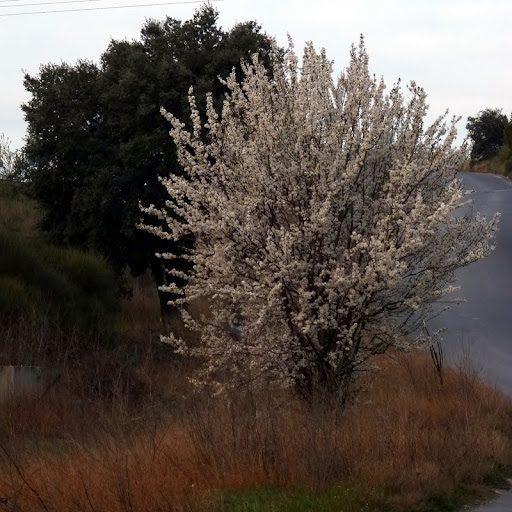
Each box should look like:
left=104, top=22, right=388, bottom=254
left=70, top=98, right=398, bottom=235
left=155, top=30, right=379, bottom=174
left=142, top=39, right=497, bottom=396
left=22, top=5, right=275, bottom=318
left=466, top=108, right=507, bottom=160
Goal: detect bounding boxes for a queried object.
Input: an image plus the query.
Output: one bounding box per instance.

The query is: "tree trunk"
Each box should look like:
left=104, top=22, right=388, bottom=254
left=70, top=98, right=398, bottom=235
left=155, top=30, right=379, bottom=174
left=295, top=331, right=361, bottom=404
left=150, top=258, right=183, bottom=334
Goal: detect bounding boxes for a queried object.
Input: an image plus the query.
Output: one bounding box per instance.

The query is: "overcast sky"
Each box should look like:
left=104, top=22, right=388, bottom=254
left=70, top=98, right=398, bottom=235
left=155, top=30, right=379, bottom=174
left=2, top=0, right=511, bottom=149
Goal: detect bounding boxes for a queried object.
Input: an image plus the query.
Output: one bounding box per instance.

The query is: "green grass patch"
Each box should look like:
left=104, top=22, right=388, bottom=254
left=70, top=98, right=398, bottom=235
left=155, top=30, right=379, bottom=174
left=214, top=487, right=372, bottom=512
left=412, top=492, right=465, bottom=512
left=0, top=180, right=40, bottom=236
left=0, top=220, right=118, bottom=336
left=207, top=483, right=508, bottom=512
left=0, top=179, right=27, bottom=200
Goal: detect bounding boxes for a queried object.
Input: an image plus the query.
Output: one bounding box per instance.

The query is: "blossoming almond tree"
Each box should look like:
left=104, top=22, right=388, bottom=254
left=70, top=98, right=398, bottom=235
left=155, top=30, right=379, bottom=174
left=140, top=38, right=497, bottom=396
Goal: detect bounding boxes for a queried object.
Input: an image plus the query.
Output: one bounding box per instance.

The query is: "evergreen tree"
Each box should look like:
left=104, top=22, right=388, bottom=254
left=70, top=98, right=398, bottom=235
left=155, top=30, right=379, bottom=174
left=22, top=6, right=275, bottom=322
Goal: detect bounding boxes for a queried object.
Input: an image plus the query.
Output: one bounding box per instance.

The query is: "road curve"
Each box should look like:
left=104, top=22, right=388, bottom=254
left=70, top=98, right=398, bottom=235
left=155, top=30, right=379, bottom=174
left=430, top=173, right=512, bottom=512
left=430, top=172, right=512, bottom=393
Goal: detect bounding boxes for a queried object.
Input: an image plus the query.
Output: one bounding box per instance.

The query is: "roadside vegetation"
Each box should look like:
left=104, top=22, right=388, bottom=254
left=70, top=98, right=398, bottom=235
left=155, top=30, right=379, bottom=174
left=0, top=313, right=511, bottom=512
left=0, top=179, right=511, bottom=511
left=1, top=92, right=511, bottom=512
left=465, top=108, right=512, bottom=176
left=0, top=180, right=118, bottom=367
left=1, top=6, right=512, bottom=512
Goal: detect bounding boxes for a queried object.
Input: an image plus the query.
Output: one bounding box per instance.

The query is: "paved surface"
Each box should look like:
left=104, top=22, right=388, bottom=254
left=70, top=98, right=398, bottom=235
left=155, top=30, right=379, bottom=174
left=472, top=490, right=512, bottom=512
left=429, top=173, right=512, bottom=511
left=430, top=173, right=512, bottom=394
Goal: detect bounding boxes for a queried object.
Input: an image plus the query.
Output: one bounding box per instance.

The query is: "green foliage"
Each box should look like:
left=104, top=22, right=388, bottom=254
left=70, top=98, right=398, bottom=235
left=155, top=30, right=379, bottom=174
left=22, top=5, right=276, bottom=318
left=0, top=275, right=43, bottom=315
left=0, top=180, right=39, bottom=235
left=466, top=108, right=507, bottom=160
left=0, top=182, right=118, bottom=337
left=410, top=488, right=480, bottom=512
left=49, top=245, right=117, bottom=298
left=500, top=117, right=512, bottom=176
left=482, top=462, right=512, bottom=489
left=0, top=232, right=118, bottom=334
left=0, top=178, right=23, bottom=199
left=0, top=232, right=74, bottom=308
left=504, top=117, right=512, bottom=149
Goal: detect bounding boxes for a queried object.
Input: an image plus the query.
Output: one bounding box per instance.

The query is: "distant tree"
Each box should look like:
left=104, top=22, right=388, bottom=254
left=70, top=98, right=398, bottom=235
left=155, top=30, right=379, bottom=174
left=142, top=39, right=497, bottom=396
left=466, top=108, right=507, bottom=160
left=503, top=116, right=512, bottom=150
left=497, top=115, right=512, bottom=175
left=0, top=134, right=26, bottom=180
left=22, top=5, right=275, bottom=322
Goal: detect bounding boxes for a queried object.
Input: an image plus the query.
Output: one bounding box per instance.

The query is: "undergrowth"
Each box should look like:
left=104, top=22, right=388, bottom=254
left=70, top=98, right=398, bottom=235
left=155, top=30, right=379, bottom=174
left=0, top=339, right=510, bottom=512
left=1, top=180, right=511, bottom=511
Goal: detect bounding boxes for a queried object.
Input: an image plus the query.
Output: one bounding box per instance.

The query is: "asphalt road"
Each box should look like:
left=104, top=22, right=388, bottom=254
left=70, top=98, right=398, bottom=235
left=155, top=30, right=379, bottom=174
left=430, top=172, right=512, bottom=394
left=429, top=172, right=512, bottom=512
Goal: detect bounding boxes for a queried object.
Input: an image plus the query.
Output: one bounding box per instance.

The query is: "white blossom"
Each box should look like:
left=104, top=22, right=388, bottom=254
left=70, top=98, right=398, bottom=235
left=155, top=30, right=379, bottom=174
left=140, top=37, right=497, bottom=395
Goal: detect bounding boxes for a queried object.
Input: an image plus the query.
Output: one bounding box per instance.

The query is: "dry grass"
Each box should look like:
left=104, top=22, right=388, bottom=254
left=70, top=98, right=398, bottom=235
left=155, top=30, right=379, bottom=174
left=463, top=157, right=508, bottom=176
left=0, top=278, right=510, bottom=511
left=114, top=275, right=162, bottom=347
left=3, top=166, right=511, bottom=511
left=0, top=350, right=511, bottom=512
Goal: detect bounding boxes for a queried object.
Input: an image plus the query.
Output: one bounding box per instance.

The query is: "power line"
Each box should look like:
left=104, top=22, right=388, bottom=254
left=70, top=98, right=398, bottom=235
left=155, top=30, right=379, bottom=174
left=0, top=0, right=221, bottom=15
left=1, top=0, right=101, bottom=8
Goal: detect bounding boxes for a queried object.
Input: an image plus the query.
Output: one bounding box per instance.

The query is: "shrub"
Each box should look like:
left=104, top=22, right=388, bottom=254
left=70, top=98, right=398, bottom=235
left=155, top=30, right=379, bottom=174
left=0, top=275, right=42, bottom=316
left=142, top=38, right=497, bottom=396
left=0, top=231, right=118, bottom=337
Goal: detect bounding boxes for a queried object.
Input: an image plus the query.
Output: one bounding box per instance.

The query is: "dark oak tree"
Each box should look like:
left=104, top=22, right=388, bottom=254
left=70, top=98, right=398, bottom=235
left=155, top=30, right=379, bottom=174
left=466, top=108, right=507, bottom=160
left=22, top=5, right=275, bottom=322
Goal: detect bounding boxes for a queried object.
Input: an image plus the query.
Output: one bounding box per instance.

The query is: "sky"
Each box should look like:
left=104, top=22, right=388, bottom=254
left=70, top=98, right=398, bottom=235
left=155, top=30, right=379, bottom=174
left=2, top=0, right=511, bottom=150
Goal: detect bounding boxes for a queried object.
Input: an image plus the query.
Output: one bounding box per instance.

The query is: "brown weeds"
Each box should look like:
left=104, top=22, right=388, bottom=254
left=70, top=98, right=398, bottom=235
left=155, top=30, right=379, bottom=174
left=0, top=350, right=510, bottom=511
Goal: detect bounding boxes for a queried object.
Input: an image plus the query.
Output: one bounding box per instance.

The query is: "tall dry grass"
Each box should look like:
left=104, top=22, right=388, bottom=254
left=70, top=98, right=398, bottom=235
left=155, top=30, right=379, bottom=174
left=462, top=155, right=510, bottom=177
left=2, top=180, right=510, bottom=510
left=113, top=275, right=162, bottom=348
left=0, top=351, right=510, bottom=512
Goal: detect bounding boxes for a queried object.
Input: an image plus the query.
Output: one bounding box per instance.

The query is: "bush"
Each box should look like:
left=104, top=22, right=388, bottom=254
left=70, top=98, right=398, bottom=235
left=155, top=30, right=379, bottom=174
left=0, top=352, right=510, bottom=512
left=0, top=275, right=43, bottom=315
left=143, top=38, right=496, bottom=396
left=0, top=180, right=40, bottom=236
left=0, top=231, right=118, bottom=337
